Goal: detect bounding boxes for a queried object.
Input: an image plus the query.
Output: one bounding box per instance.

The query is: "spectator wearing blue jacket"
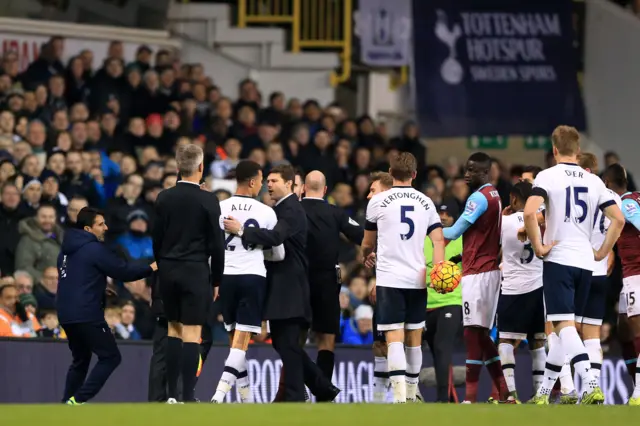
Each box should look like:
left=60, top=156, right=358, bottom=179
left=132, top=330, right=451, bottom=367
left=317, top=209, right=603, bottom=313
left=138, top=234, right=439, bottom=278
left=56, top=207, right=156, bottom=405
left=115, top=209, right=154, bottom=262
left=340, top=305, right=374, bottom=345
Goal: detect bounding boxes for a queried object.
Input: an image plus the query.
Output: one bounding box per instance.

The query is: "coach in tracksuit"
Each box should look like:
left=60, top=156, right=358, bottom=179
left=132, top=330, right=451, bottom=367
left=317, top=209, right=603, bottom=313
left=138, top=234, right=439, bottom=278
left=57, top=207, right=155, bottom=405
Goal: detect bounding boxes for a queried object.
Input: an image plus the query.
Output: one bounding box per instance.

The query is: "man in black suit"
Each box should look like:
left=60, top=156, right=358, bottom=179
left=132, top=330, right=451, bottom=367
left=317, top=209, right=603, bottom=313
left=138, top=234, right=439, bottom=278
left=223, top=165, right=339, bottom=402
left=302, top=170, right=364, bottom=380
left=152, top=144, right=225, bottom=403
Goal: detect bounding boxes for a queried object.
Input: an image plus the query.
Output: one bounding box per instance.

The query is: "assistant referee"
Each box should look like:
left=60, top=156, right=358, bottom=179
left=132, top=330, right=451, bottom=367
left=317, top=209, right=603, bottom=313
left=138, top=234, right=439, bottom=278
left=152, top=144, right=225, bottom=403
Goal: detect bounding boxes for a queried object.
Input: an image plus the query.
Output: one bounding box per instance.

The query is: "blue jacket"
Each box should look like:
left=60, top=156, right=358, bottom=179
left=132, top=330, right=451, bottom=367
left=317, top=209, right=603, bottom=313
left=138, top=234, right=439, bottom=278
left=56, top=228, right=152, bottom=324
left=340, top=318, right=373, bottom=345
left=115, top=233, right=154, bottom=260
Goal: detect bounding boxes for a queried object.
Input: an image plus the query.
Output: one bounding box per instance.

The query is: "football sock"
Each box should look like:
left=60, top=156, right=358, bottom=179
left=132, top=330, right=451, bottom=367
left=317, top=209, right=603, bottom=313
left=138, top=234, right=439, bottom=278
left=181, top=342, right=200, bottom=402
left=237, top=368, right=253, bottom=403
left=498, top=343, right=517, bottom=396
left=463, top=328, right=483, bottom=402
left=166, top=337, right=182, bottom=400
left=584, top=339, right=602, bottom=384
left=387, top=342, right=407, bottom=403
left=480, top=334, right=508, bottom=400
left=373, top=356, right=389, bottom=403
left=531, top=347, right=546, bottom=393
left=316, top=350, right=335, bottom=381
left=621, top=339, right=638, bottom=383
left=633, top=337, right=640, bottom=399
left=558, top=360, right=575, bottom=394
left=537, top=333, right=563, bottom=397
left=559, top=327, right=598, bottom=393
left=212, top=348, right=246, bottom=403
left=405, top=346, right=422, bottom=402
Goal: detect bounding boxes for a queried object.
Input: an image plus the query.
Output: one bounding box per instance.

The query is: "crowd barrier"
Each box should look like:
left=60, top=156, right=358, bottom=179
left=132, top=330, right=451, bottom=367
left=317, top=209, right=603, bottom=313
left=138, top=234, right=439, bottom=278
left=0, top=338, right=633, bottom=404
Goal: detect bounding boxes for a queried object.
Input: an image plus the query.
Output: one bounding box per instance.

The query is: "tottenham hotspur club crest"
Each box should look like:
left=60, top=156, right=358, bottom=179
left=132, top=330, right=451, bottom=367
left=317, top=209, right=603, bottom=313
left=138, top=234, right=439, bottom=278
left=435, top=10, right=463, bottom=85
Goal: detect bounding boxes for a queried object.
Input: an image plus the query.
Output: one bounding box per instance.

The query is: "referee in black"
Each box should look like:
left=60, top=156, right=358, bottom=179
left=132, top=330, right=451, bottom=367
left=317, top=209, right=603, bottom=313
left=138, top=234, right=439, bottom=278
left=152, top=144, right=225, bottom=403
left=302, top=170, right=363, bottom=380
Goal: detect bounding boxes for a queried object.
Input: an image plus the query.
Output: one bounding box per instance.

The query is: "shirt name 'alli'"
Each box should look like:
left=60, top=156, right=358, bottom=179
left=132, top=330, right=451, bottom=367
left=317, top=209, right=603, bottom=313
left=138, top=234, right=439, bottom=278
left=380, top=191, right=431, bottom=211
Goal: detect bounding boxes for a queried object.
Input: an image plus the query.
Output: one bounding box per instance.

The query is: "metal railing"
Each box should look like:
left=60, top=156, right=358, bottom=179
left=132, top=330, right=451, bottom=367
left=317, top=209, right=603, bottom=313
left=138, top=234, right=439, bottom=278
left=238, top=0, right=352, bottom=86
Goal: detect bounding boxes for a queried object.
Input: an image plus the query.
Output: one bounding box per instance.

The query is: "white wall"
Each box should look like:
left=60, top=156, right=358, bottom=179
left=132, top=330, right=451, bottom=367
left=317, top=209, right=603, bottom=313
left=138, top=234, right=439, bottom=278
left=584, top=0, right=640, bottom=176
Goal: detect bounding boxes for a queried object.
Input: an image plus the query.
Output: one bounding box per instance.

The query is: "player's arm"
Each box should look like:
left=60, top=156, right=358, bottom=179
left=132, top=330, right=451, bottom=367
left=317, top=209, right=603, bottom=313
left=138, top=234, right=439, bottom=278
left=595, top=202, right=625, bottom=261
left=263, top=245, right=285, bottom=262
left=622, top=198, right=640, bottom=231
left=429, top=225, right=445, bottom=265
left=442, top=192, right=488, bottom=240
left=523, top=194, right=546, bottom=256
left=362, top=197, right=380, bottom=260
left=338, top=208, right=364, bottom=245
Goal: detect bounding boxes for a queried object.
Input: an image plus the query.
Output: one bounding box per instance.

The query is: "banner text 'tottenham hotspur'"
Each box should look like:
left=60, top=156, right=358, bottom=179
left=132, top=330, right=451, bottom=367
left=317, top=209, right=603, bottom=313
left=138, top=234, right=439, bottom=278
left=461, top=13, right=561, bottom=82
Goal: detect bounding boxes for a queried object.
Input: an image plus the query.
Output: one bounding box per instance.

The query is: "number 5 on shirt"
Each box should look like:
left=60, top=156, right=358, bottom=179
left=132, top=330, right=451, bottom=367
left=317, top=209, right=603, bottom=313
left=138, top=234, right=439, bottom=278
left=400, top=205, right=415, bottom=240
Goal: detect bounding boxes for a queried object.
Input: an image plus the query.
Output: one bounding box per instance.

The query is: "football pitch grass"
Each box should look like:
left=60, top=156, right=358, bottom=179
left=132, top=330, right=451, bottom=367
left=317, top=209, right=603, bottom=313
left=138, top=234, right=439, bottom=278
left=2, top=403, right=637, bottom=426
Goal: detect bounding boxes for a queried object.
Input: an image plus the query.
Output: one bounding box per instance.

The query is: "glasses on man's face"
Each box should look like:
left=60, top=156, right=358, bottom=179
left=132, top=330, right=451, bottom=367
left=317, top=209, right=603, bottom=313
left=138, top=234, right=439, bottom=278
left=18, top=284, right=33, bottom=292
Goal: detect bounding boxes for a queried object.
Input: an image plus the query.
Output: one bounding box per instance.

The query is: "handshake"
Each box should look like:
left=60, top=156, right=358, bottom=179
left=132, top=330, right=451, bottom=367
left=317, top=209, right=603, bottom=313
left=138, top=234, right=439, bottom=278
left=150, top=262, right=158, bottom=271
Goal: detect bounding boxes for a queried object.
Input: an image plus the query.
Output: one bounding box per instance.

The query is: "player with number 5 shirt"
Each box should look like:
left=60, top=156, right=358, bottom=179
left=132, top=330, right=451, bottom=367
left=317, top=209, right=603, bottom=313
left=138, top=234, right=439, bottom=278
left=442, top=152, right=507, bottom=403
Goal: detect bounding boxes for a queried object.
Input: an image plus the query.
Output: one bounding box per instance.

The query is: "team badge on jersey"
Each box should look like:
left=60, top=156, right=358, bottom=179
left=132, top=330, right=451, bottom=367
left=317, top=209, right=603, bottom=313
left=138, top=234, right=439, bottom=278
left=465, top=200, right=477, bottom=215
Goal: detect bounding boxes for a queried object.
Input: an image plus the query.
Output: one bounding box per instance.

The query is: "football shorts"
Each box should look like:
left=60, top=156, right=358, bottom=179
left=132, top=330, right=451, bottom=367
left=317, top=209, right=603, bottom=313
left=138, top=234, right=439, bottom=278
left=461, top=270, right=501, bottom=329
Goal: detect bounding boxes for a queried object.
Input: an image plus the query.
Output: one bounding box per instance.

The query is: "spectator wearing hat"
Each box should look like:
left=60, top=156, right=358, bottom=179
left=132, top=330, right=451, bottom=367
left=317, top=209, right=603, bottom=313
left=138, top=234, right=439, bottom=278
left=0, top=183, right=24, bottom=276
left=0, top=283, right=41, bottom=337
left=20, top=291, right=39, bottom=317
left=19, top=178, right=42, bottom=217
left=340, top=305, right=374, bottom=345
left=40, top=169, right=69, bottom=221
left=133, top=45, right=153, bottom=75
left=144, top=114, right=173, bottom=157
left=33, top=266, right=58, bottom=312
left=15, top=204, right=63, bottom=282
left=115, top=209, right=153, bottom=263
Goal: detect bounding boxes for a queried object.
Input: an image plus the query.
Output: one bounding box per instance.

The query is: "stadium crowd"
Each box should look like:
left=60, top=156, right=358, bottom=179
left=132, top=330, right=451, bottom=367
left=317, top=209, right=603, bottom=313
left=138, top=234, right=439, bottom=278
left=0, top=36, right=633, bottom=351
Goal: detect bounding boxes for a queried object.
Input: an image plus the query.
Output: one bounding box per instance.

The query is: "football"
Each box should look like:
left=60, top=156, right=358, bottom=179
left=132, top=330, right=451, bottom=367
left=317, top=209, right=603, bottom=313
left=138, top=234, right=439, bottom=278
left=430, top=260, right=462, bottom=294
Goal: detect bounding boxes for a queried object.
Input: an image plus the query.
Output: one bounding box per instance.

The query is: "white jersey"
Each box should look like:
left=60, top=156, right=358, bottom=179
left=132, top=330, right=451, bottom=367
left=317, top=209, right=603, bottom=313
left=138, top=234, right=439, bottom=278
left=219, top=195, right=279, bottom=277
left=501, top=212, right=543, bottom=295
left=533, top=163, right=616, bottom=271
left=592, top=190, right=622, bottom=277
left=366, top=186, right=441, bottom=289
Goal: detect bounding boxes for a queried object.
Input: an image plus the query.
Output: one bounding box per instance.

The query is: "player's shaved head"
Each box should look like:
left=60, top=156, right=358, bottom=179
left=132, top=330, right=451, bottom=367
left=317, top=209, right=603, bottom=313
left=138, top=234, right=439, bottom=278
left=552, top=125, right=580, bottom=156
left=305, top=171, right=326, bottom=191
left=467, top=152, right=491, bottom=171
left=465, top=152, right=491, bottom=189
left=578, top=152, right=598, bottom=174
left=603, top=163, right=628, bottom=192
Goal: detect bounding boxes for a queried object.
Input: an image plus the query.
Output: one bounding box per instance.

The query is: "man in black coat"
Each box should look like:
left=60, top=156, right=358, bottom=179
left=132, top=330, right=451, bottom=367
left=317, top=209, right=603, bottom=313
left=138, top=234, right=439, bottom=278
left=301, top=170, right=364, bottom=381
left=223, top=165, right=339, bottom=402
left=0, top=183, right=25, bottom=276
left=56, top=207, right=155, bottom=404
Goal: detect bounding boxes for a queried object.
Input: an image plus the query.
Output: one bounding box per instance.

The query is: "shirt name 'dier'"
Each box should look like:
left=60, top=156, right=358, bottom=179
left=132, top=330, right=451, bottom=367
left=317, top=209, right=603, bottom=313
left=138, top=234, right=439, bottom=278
left=379, top=191, right=431, bottom=211
left=459, top=12, right=562, bottom=83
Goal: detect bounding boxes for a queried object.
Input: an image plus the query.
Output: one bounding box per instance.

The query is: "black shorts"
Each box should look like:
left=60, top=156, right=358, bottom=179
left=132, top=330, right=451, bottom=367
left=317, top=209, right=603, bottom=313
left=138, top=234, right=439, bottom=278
left=497, top=287, right=545, bottom=341
left=372, top=312, right=385, bottom=342
left=310, top=270, right=341, bottom=334
left=581, top=275, right=608, bottom=325
left=375, top=286, right=426, bottom=331
left=220, top=274, right=266, bottom=334
left=158, top=260, right=211, bottom=326
left=542, top=261, right=591, bottom=322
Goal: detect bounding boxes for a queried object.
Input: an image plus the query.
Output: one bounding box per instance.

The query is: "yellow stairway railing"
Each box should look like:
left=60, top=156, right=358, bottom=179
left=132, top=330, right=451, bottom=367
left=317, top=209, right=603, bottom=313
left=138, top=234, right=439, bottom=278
left=238, top=0, right=352, bottom=87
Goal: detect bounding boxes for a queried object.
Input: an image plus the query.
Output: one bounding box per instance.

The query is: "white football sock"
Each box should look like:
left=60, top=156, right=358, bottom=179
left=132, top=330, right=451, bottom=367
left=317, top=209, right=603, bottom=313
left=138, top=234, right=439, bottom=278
left=498, top=343, right=517, bottom=394
left=373, top=356, right=389, bottom=403
left=212, top=348, right=245, bottom=403
left=236, top=368, right=252, bottom=403
left=633, top=357, right=640, bottom=399
left=559, top=327, right=597, bottom=393
left=583, top=339, right=602, bottom=385
left=559, top=359, right=575, bottom=394
left=536, top=333, right=564, bottom=397
left=530, top=347, right=546, bottom=393
left=387, top=342, right=407, bottom=403
left=405, top=346, right=422, bottom=402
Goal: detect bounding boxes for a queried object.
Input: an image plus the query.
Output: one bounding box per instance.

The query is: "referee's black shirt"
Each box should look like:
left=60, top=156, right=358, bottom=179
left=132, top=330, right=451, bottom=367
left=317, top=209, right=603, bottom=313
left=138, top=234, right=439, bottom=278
left=152, top=181, right=225, bottom=286
left=301, top=197, right=364, bottom=271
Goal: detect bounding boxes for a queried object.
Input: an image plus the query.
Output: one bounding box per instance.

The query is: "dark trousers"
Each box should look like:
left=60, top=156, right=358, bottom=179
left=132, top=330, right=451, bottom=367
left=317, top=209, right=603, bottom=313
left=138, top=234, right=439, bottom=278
left=147, top=316, right=214, bottom=402
left=62, top=321, right=122, bottom=403
left=424, top=305, right=462, bottom=402
left=270, top=318, right=334, bottom=402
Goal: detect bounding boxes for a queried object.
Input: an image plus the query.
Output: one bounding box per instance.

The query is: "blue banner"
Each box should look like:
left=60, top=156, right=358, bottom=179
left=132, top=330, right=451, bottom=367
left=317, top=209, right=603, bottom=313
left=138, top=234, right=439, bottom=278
left=412, top=0, right=586, bottom=137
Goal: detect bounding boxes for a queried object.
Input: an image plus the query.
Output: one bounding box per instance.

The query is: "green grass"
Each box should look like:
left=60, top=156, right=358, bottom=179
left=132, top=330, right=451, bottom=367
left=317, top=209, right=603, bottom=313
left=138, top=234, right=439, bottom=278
left=1, top=404, right=637, bottom=426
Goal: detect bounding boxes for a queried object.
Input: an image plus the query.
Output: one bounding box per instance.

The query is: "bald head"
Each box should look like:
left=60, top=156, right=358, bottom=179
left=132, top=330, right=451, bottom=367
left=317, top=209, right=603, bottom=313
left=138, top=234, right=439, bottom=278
left=304, top=170, right=327, bottom=197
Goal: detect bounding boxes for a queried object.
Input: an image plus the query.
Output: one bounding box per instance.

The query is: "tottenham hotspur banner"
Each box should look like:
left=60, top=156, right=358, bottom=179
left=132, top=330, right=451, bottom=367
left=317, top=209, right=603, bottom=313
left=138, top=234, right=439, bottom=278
left=412, top=0, right=586, bottom=137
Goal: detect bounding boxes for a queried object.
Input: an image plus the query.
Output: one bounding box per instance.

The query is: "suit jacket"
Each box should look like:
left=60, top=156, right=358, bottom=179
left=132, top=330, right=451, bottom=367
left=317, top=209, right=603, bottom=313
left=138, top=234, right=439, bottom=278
left=152, top=181, right=225, bottom=287
left=241, top=193, right=311, bottom=322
